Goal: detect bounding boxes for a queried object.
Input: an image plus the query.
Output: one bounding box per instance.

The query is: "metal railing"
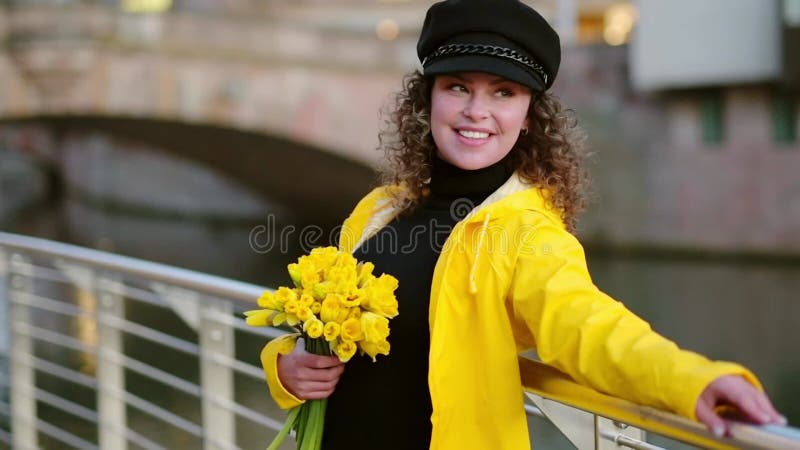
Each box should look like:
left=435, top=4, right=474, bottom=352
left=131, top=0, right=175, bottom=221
left=1, top=231, right=799, bottom=450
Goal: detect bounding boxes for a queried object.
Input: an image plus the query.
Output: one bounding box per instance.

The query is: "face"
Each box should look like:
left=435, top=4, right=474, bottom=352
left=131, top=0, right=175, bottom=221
left=430, top=72, right=532, bottom=170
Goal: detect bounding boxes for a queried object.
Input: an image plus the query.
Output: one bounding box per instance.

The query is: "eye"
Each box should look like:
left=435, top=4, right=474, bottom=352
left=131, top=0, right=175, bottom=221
left=495, top=88, right=515, bottom=98
left=447, top=83, right=468, bottom=93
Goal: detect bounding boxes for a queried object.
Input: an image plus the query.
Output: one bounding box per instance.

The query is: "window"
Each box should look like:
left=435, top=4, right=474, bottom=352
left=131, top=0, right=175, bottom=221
left=701, top=90, right=725, bottom=145
left=772, top=89, right=798, bottom=145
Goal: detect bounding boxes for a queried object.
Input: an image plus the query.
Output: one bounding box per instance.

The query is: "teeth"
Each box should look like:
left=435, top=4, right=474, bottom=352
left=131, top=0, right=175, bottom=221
left=458, top=130, right=489, bottom=139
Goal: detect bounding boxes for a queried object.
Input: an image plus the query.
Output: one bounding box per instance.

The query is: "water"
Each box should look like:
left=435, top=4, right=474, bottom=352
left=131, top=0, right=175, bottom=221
left=2, top=194, right=799, bottom=449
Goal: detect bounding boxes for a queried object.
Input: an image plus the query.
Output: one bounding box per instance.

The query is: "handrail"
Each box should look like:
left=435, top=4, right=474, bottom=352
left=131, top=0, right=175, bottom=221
left=519, top=357, right=800, bottom=450
left=0, top=231, right=263, bottom=306
left=1, top=231, right=799, bottom=450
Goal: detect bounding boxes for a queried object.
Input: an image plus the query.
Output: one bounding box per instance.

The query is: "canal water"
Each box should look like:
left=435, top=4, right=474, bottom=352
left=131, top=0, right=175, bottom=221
left=2, top=190, right=799, bottom=449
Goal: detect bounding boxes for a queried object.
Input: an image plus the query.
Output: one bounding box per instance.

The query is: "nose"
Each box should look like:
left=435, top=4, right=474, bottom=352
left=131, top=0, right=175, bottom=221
left=462, top=93, right=489, bottom=120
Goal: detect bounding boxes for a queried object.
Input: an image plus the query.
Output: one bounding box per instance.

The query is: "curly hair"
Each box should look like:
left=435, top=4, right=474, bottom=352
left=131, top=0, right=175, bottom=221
left=378, top=71, right=590, bottom=232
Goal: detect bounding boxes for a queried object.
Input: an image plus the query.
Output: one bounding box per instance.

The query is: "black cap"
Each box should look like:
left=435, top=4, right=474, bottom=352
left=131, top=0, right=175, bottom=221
left=417, top=0, right=561, bottom=92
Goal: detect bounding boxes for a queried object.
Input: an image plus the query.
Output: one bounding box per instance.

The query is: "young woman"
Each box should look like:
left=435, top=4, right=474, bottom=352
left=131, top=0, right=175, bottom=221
left=260, top=1, right=785, bottom=448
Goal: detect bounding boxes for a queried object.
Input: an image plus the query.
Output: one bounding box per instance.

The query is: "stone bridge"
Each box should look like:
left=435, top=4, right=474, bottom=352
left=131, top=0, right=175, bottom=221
left=3, top=2, right=797, bottom=254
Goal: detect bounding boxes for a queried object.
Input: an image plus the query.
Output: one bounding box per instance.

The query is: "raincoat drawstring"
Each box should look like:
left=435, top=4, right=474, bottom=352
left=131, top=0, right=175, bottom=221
left=469, top=212, right=491, bottom=294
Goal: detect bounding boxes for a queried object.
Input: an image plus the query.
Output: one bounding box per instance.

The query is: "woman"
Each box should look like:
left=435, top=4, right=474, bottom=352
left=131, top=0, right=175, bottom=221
left=261, top=1, right=785, bottom=448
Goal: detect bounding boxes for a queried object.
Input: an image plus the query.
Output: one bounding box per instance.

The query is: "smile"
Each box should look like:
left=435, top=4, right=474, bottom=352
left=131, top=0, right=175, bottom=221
left=457, top=129, right=490, bottom=139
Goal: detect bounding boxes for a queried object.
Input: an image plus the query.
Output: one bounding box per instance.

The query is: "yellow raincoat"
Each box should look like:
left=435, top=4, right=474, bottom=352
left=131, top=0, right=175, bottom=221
left=261, top=173, right=759, bottom=450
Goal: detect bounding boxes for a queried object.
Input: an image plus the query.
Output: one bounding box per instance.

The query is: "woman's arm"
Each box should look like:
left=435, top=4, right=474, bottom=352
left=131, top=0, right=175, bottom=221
left=507, top=217, right=784, bottom=432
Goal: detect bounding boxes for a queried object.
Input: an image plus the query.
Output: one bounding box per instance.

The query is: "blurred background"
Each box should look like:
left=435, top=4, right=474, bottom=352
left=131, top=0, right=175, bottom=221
left=0, top=0, right=798, bottom=448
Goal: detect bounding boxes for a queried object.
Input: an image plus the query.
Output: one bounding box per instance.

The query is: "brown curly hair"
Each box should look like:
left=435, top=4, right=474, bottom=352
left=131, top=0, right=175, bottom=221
left=378, top=71, right=590, bottom=231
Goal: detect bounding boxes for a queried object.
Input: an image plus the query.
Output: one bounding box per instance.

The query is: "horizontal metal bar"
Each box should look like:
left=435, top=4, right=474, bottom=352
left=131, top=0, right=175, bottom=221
left=203, top=350, right=264, bottom=381
left=99, top=348, right=201, bottom=397
left=119, top=426, right=166, bottom=450
left=0, top=428, right=10, bottom=445
left=28, top=264, right=73, bottom=285
left=102, top=386, right=203, bottom=438
left=208, top=393, right=283, bottom=432
left=0, top=232, right=264, bottom=306
left=11, top=292, right=92, bottom=319
left=15, top=322, right=97, bottom=354
left=524, top=403, right=545, bottom=419
left=35, top=417, right=99, bottom=450
left=34, top=387, right=98, bottom=424
left=116, top=284, right=171, bottom=309
left=117, top=285, right=172, bottom=309
left=24, top=354, right=98, bottom=389
left=612, top=434, right=666, bottom=450
left=99, top=314, right=199, bottom=356
left=520, top=357, right=800, bottom=450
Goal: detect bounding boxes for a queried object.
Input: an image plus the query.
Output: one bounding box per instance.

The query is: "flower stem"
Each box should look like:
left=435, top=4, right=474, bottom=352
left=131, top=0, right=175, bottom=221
left=266, top=406, right=300, bottom=450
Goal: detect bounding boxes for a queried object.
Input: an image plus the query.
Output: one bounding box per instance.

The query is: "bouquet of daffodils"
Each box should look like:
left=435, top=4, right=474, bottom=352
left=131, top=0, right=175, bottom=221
left=245, top=246, right=399, bottom=450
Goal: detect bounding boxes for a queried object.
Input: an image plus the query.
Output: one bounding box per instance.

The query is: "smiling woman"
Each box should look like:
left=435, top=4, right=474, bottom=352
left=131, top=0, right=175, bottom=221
left=430, top=73, right=531, bottom=170
left=257, top=1, right=787, bottom=449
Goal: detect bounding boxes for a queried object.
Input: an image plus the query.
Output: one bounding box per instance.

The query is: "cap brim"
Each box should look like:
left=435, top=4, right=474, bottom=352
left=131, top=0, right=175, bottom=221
left=424, top=54, right=546, bottom=92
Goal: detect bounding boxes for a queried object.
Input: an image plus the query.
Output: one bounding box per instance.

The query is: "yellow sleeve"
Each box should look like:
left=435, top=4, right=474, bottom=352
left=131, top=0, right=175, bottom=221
left=260, top=333, right=306, bottom=410
left=507, top=218, right=761, bottom=420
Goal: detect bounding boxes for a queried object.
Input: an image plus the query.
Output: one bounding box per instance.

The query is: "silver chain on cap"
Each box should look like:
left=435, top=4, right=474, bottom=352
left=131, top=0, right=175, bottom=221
left=422, top=43, right=549, bottom=85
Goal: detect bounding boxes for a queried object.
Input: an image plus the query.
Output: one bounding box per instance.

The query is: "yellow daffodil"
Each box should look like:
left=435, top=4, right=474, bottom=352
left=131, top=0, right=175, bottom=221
left=303, top=317, right=324, bottom=339
left=274, top=286, right=298, bottom=304
left=323, top=321, right=340, bottom=341
left=283, top=299, right=299, bottom=315
left=243, top=309, right=272, bottom=326
left=357, top=261, right=375, bottom=287
left=287, top=263, right=302, bottom=287
left=360, top=311, right=390, bottom=343
left=257, top=291, right=283, bottom=310
left=346, top=307, right=361, bottom=320
left=270, top=312, right=287, bottom=326
left=359, top=339, right=391, bottom=362
left=340, top=317, right=363, bottom=341
left=310, top=301, right=322, bottom=314
left=361, top=274, right=399, bottom=318
left=299, top=292, right=315, bottom=307
left=297, top=306, right=313, bottom=322
left=320, top=293, right=349, bottom=323
left=334, top=340, right=357, bottom=362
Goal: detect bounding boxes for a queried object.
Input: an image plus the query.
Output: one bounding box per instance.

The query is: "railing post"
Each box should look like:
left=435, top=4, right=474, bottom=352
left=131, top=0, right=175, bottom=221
left=8, top=253, right=37, bottom=449
left=96, top=272, right=127, bottom=450
left=0, top=247, right=8, bottom=382
left=198, top=296, right=234, bottom=450
left=596, top=417, right=647, bottom=450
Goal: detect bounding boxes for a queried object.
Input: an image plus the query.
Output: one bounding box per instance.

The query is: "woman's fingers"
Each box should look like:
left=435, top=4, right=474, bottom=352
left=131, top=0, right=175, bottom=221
left=290, top=380, right=339, bottom=400
left=695, top=397, right=727, bottom=437
left=276, top=340, right=346, bottom=400
left=298, top=362, right=345, bottom=382
left=695, top=375, right=789, bottom=437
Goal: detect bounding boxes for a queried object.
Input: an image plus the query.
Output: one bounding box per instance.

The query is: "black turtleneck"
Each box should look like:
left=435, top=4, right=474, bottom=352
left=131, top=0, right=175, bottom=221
left=322, top=155, right=513, bottom=450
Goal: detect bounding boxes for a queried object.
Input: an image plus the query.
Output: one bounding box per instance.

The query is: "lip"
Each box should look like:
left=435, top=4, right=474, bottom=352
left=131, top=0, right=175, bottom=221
left=454, top=127, right=493, bottom=146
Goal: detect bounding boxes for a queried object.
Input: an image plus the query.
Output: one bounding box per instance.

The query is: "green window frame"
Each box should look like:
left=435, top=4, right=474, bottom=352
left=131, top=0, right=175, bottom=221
left=701, top=90, right=725, bottom=145
left=772, top=89, right=797, bottom=145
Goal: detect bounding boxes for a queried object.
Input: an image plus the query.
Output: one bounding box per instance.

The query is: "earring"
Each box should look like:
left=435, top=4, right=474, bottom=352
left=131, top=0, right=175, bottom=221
left=520, top=128, right=529, bottom=136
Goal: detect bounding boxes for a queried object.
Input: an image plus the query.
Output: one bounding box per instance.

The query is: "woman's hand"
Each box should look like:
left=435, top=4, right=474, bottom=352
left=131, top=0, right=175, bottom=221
left=277, top=338, right=345, bottom=400
left=695, top=375, right=787, bottom=437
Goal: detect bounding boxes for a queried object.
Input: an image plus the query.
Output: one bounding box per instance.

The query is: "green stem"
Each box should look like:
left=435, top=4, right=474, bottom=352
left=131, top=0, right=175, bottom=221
left=294, top=402, right=310, bottom=445
left=266, top=406, right=300, bottom=450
